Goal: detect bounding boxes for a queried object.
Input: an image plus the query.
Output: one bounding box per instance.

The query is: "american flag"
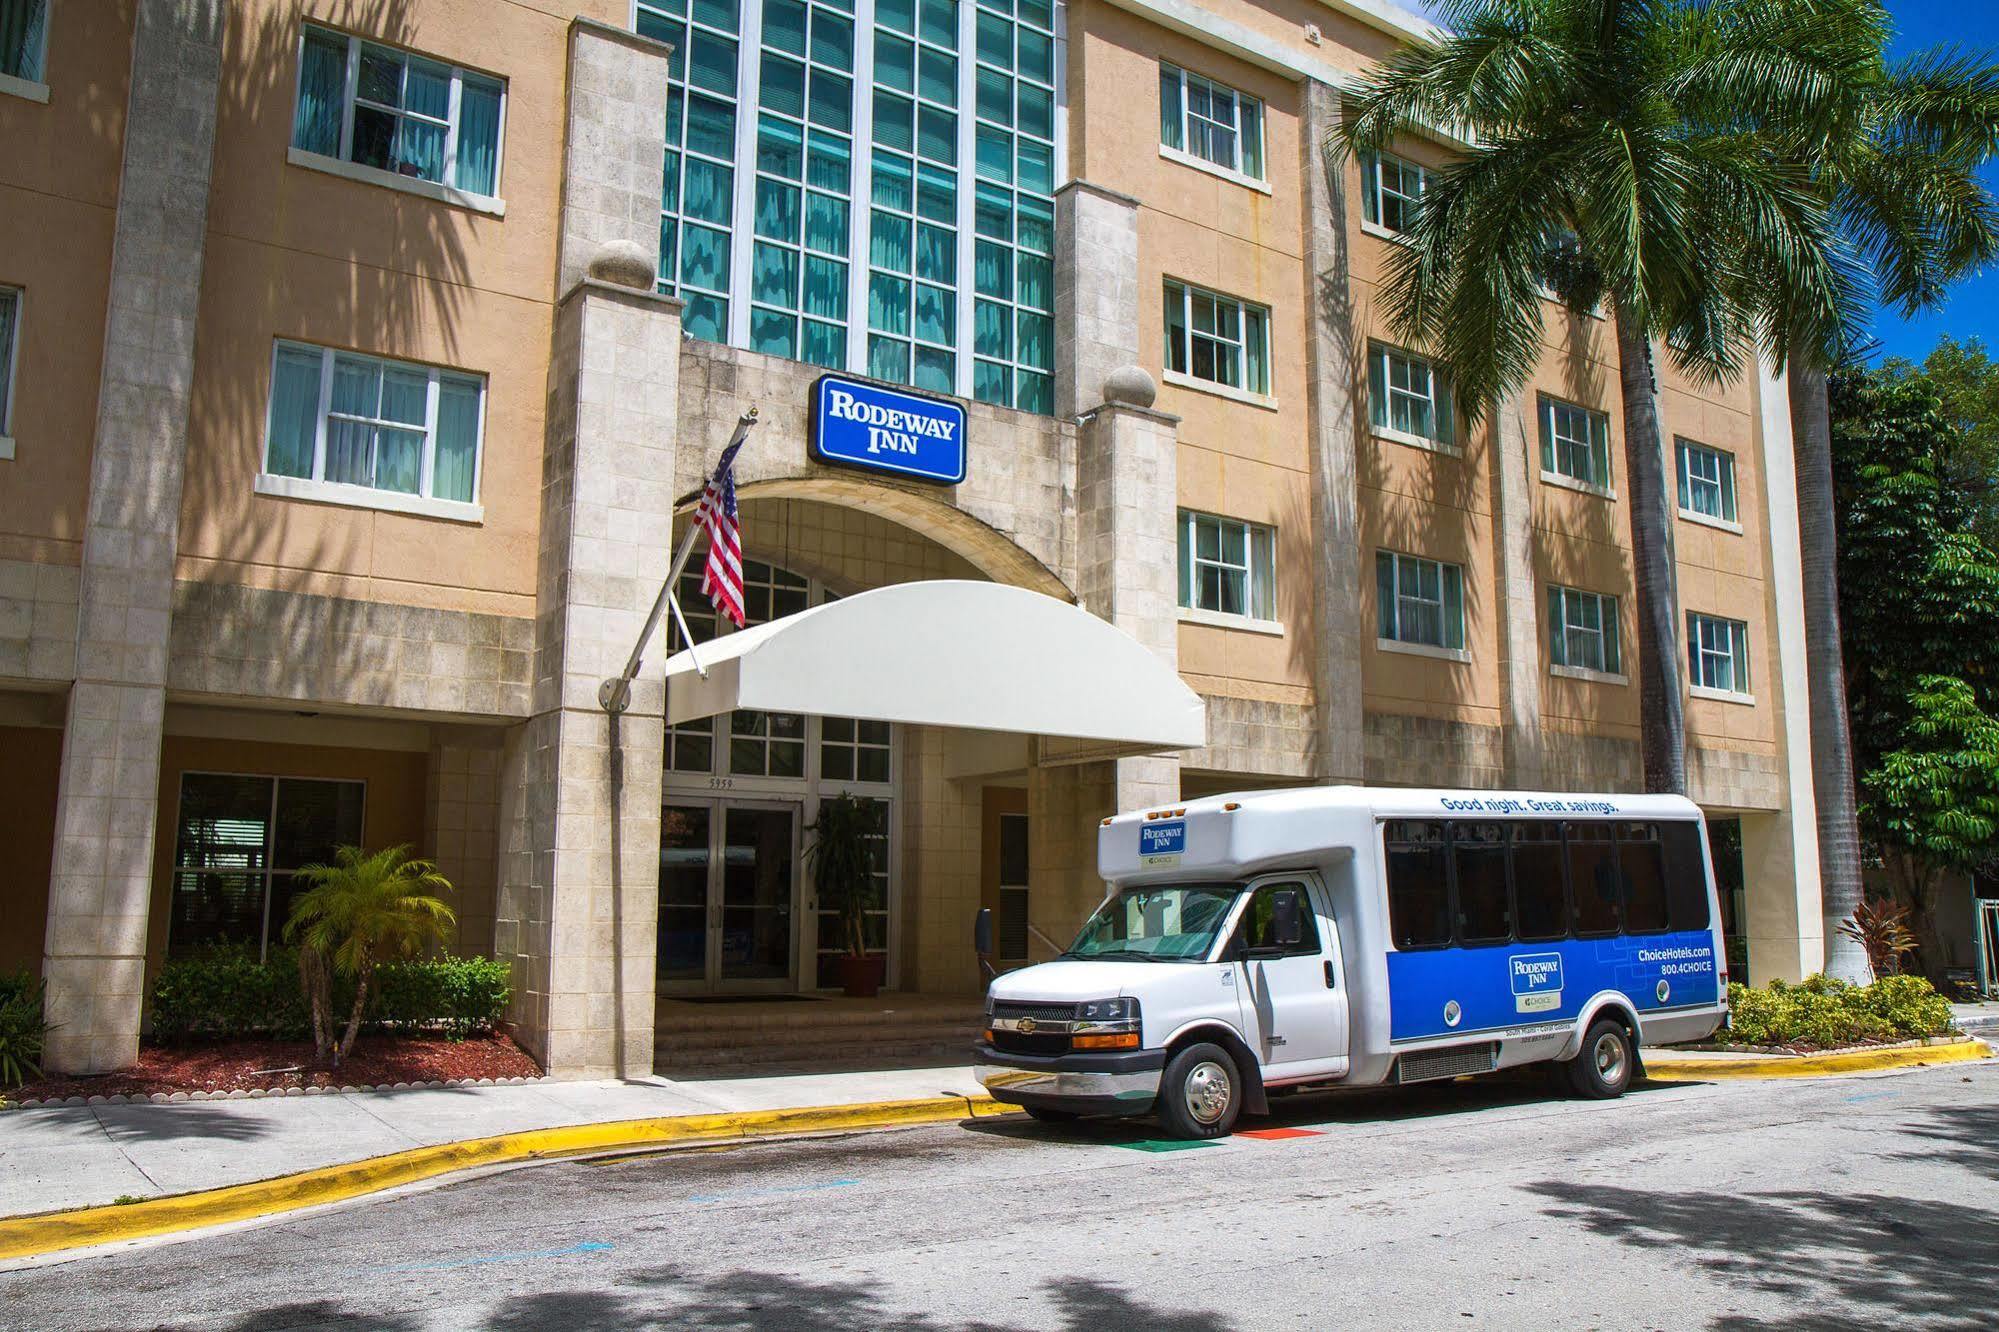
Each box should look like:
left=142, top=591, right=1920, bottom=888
left=695, top=439, right=746, bottom=628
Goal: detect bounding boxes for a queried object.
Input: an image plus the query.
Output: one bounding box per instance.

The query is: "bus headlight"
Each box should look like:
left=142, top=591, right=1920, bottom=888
left=1072, top=997, right=1141, bottom=1048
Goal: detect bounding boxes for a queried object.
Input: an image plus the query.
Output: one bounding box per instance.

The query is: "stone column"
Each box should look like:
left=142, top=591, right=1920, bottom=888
left=42, top=0, right=225, bottom=1073
left=1491, top=392, right=1546, bottom=787
left=1053, top=181, right=1141, bottom=421
left=492, top=19, right=676, bottom=1080
left=426, top=729, right=504, bottom=957
left=1299, top=81, right=1366, bottom=784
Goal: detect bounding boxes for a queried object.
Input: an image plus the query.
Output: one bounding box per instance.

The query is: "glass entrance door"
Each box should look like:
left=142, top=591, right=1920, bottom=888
left=659, top=799, right=800, bottom=992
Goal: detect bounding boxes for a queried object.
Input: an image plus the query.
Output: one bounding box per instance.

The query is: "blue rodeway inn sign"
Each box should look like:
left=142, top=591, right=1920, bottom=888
left=809, top=374, right=968, bottom=486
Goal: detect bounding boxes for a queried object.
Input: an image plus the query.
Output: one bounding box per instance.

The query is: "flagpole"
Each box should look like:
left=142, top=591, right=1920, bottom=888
left=598, top=405, right=759, bottom=715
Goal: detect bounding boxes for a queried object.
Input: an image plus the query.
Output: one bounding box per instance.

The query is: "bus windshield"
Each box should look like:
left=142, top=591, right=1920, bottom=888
left=1065, top=882, right=1244, bottom=962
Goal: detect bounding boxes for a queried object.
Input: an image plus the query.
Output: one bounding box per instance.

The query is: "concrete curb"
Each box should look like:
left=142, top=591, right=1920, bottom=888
left=0, top=1094, right=1018, bottom=1263
left=1643, top=1036, right=1991, bottom=1082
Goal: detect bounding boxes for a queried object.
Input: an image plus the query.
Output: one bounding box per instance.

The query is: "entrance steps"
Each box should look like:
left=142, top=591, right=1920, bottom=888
left=653, top=994, right=987, bottom=1077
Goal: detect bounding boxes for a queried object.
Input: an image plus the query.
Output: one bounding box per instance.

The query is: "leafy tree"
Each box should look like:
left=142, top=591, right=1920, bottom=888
left=284, top=846, right=456, bottom=1064
left=1831, top=364, right=1999, bottom=976
left=1337, top=0, right=1855, bottom=794
left=1881, top=335, right=1999, bottom=549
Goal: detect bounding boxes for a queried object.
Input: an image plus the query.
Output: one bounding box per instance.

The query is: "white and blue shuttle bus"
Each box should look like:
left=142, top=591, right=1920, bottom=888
left=974, top=787, right=1728, bottom=1138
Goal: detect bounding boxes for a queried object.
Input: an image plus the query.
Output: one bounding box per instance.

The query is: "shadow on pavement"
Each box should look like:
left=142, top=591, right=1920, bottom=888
left=1527, top=1178, right=1999, bottom=1332
left=87, top=1103, right=279, bottom=1144
left=1884, top=1099, right=1999, bottom=1181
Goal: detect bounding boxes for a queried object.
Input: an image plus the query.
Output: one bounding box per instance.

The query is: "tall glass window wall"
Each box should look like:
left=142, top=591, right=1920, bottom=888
left=637, top=0, right=1061, bottom=415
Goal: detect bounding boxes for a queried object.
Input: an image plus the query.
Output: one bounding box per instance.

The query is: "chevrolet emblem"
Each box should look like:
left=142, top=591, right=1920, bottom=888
left=1017, top=1017, right=1037, bottom=1034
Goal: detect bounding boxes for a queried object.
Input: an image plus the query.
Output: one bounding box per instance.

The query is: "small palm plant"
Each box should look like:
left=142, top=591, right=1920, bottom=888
left=284, top=846, right=456, bottom=1065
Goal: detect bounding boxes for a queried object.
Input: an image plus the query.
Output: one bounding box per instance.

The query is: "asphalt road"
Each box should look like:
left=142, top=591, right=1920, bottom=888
left=5, top=1060, right=1996, bottom=1331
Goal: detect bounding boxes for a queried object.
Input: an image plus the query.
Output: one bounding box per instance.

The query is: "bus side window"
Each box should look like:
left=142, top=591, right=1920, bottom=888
left=1566, top=822, right=1622, bottom=937
left=1512, top=820, right=1569, bottom=941
left=1449, top=821, right=1511, bottom=946
left=1384, top=820, right=1451, bottom=949
left=1618, top=823, right=1670, bottom=933
left=1660, top=822, right=1713, bottom=931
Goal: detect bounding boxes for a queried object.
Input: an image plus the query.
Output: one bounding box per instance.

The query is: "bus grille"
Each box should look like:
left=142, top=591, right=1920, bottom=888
left=990, top=1001, right=1080, bottom=1022
left=990, top=1030, right=1072, bottom=1056
left=1394, top=1043, right=1499, bottom=1084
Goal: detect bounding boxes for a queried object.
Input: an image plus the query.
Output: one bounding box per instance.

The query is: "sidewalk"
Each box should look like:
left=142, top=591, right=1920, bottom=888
left=0, top=1065, right=985, bottom=1222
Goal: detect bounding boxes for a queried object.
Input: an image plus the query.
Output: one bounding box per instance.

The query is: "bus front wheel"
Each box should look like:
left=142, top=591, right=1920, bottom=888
left=1564, top=1018, right=1635, bottom=1099
left=1157, top=1042, right=1242, bottom=1139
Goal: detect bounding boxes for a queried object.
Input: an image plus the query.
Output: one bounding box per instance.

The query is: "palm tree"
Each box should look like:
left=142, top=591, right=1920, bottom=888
left=1723, top=3, right=1999, bottom=979
left=1338, top=0, right=1855, bottom=794
left=284, top=845, right=456, bottom=1064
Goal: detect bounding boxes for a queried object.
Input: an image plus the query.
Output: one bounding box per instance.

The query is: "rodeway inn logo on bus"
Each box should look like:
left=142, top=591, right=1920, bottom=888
left=810, top=374, right=968, bottom=486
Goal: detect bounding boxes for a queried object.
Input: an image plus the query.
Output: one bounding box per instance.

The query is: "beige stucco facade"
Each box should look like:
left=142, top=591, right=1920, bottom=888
left=1, top=0, right=1824, bottom=1077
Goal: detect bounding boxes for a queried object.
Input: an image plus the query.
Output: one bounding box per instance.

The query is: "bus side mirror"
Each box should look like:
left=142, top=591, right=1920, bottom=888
left=1272, top=890, right=1302, bottom=947
left=974, top=907, right=994, bottom=957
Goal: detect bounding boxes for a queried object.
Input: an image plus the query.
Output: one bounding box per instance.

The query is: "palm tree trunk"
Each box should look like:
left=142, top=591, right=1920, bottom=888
left=300, top=945, right=332, bottom=1062
left=337, top=958, right=374, bottom=1064
left=1613, top=302, right=1687, bottom=793
left=1788, top=360, right=1870, bottom=984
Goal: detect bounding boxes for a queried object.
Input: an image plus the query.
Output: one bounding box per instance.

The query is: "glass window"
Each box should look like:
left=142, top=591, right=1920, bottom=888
left=643, top=0, right=743, bottom=324
left=1450, top=822, right=1511, bottom=945
left=1661, top=822, right=1713, bottom=932
left=1163, top=279, right=1271, bottom=395
left=1511, top=821, right=1569, bottom=942
left=1158, top=62, right=1266, bottom=181
left=1368, top=342, right=1454, bottom=446
left=1548, top=585, right=1622, bottom=676
left=1232, top=881, right=1322, bottom=956
left=1360, top=150, right=1428, bottom=233
left=169, top=774, right=365, bottom=960
left=1618, top=823, right=1670, bottom=933
left=0, top=285, right=18, bottom=441
left=1384, top=820, right=1451, bottom=949
left=1677, top=439, right=1739, bottom=523
left=263, top=342, right=485, bottom=507
left=820, top=715, right=891, bottom=784
left=1540, top=395, right=1612, bottom=490
left=1, top=0, right=47, bottom=83
left=1567, top=822, right=1621, bottom=937
left=1688, top=612, right=1751, bottom=695
left=1177, top=509, right=1276, bottom=622
left=1375, top=550, right=1466, bottom=651
left=291, top=26, right=506, bottom=197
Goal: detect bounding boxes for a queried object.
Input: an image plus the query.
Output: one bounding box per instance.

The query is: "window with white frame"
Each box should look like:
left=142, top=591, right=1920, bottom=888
left=1376, top=550, right=1465, bottom=651
left=1164, top=280, right=1271, bottom=396
left=1178, top=510, right=1276, bottom=622
left=263, top=342, right=486, bottom=507
left=1158, top=62, right=1265, bottom=181
left=1540, top=394, right=1612, bottom=490
left=1677, top=438, right=1738, bottom=523
left=1360, top=151, right=1429, bottom=234
left=1369, top=342, right=1454, bottom=447
left=1687, top=611, right=1750, bottom=695
left=292, top=25, right=505, bottom=198
left=0, top=286, right=19, bottom=445
left=1, top=0, right=46, bottom=85
left=1548, top=585, right=1622, bottom=676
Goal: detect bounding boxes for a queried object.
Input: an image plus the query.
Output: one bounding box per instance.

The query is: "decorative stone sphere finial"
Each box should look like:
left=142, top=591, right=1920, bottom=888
left=589, top=239, right=656, bottom=290
left=1102, top=364, right=1157, bottom=409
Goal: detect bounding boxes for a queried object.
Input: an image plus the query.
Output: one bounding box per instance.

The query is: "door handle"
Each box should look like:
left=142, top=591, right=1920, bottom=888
left=1323, top=960, right=1336, bottom=989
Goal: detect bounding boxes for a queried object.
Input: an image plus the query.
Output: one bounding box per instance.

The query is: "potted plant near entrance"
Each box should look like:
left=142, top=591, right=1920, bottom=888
left=807, top=794, right=886, bottom=997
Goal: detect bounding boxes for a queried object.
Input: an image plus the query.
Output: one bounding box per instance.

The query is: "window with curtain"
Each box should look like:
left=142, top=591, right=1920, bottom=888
left=1360, top=150, right=1429, bottom=233
left=1548, top=584, right=1622, bottom=676
left=0, top=0, right=46, bottom=83
left=0, top=286, right=19, bottom=441
left=1368, top=342, right=1454, bottom=447
left=1177, top=509, right=1276, bottom=622
left=1687, top=612, right=1751, bottom=695
left=1376, top=549, right=1466, bottom=651
left=1163, top=279, right=1271, bottom=395
left=169, top=774, right=365, bottom=960
left=1677, top=438, right=1739, bottom=523
left=291, top=25, right=506, bottom=198
left=1158, top=61, right=1265, bottom=181
left=1539, top=394, right=1612, bottom=490
left=263, top=341, right=486, bottom=508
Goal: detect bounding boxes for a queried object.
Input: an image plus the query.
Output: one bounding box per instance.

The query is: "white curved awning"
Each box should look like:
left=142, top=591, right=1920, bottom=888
left=662, top=580, right=1205, bottom=751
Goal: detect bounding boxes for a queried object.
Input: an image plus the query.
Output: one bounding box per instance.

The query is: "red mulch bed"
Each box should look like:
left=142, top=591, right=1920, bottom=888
left=10, top=1032, right=542, bottom=1102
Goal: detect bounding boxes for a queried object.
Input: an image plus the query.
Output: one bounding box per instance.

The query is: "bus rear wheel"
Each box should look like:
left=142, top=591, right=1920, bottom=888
left=1564, top=1018, right=1635, bottom=1099
left=1156, top=1042, right=1241, bottom=1139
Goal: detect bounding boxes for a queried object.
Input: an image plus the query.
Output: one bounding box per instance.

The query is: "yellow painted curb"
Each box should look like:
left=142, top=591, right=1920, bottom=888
left=0, top=1093, right=1018, bottom=1263
left=1644, top=1037, right=1990, bottom=1082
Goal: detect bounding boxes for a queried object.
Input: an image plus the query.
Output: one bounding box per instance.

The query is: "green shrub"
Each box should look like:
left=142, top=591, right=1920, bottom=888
left=0, top=970, right=49, bottom=1088
left=1724, top=973, right=1957, bottom=1048
left=150, top=950, right=510, bottom=1044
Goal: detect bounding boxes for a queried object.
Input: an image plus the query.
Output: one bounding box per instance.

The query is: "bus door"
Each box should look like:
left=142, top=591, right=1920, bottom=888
left=1228, top=876, right=1348, bottom=1077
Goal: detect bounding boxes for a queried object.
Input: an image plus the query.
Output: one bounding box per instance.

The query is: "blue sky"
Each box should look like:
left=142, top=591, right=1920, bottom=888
left=1398, top=0, right=1998, bottom=364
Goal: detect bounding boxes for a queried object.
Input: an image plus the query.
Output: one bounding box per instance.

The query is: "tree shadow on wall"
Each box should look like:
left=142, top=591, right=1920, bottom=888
left=1527, top=1177, right=1999, bottom=1331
